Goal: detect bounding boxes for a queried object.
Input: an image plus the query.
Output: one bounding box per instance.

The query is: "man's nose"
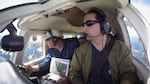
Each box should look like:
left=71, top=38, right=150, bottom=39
left=83, top=26, right=90, bottom=32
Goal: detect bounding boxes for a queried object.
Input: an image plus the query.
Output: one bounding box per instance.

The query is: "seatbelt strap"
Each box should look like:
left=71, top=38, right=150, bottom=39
left=105, top=35, right=116, bottom=55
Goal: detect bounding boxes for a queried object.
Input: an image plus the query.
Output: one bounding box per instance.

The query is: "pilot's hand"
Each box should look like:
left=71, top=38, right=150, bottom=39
left=57, top=74, right=71, bottom=84
left=24, top=65, right=33, bottom=74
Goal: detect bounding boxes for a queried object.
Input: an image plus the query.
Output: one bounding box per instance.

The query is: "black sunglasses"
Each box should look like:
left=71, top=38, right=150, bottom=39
left=83, top=20, right=99, bottom=27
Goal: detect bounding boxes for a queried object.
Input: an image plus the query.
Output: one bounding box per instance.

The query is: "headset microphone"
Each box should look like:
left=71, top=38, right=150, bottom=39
left=85, top=33, right=102, bottom=38
left=48, top=30, right=58, bottom=46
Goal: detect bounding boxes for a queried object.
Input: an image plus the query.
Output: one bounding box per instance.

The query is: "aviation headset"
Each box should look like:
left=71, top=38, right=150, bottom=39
left=87, top=8, right=111, bottom=35
left=48, top=30, right=60, bottom=45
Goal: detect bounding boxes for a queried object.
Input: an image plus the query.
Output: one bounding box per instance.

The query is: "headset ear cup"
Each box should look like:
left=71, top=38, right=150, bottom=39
left=101, top=18, right=111, bottom=34
left=52, top=37, right=58, bottom=45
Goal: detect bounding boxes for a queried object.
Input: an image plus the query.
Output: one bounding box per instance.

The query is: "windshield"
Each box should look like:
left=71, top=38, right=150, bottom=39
left=0, top=0, right=40, bottom=10
left=0, top=20, right=20, bottom=60
left=131, top=0, right=150, bottom=24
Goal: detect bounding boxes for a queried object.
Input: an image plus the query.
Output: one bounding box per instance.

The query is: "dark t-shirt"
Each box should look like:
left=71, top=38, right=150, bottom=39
left=88, top=44, right=113, bottom=84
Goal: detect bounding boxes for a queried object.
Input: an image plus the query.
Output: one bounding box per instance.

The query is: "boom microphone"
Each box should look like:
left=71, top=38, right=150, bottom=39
left=85, top=33, right=102, bottom=38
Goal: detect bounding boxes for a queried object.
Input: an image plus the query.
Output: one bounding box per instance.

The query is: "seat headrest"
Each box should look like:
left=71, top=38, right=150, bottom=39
left=1, top=35, right=24, bottom=52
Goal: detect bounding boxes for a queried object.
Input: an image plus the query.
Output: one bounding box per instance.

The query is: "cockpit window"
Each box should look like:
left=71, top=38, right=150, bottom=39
left=123, top=17, right=149, bottom=69
left=22, top=35, right=43, bottom=63
left=0, top=20, right=20, bottom=60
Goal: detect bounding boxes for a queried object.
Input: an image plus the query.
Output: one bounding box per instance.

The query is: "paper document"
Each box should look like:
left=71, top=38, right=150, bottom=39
left=47, top=57, right=70, bottom=81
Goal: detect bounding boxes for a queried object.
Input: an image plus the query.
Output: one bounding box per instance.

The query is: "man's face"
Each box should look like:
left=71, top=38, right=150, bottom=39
left=83, top=13, right=102, bottom=40
left=46, top=38, right=55, bottom=48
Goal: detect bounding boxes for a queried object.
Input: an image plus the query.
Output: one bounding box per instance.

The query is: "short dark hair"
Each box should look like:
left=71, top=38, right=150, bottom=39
left=86, top=8, right=107, bottom=23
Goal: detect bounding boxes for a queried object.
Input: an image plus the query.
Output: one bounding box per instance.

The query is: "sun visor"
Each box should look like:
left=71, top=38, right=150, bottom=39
left=1, top=35, right=24, bottom=52
left=116, top=0, right=129, bottom=8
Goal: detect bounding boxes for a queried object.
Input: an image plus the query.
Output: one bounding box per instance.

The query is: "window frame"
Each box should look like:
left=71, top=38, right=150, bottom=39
left=123, top=16, right=148, bottom=69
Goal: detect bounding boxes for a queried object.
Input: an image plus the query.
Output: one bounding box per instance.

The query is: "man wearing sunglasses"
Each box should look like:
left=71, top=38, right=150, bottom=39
left=69, top=8, right=137, bottom=84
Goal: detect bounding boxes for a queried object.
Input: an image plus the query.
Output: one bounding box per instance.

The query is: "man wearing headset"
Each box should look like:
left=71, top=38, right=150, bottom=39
left=25, top=29, right=79, bottom=77
left=68, top=8, right=137, bottom=84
